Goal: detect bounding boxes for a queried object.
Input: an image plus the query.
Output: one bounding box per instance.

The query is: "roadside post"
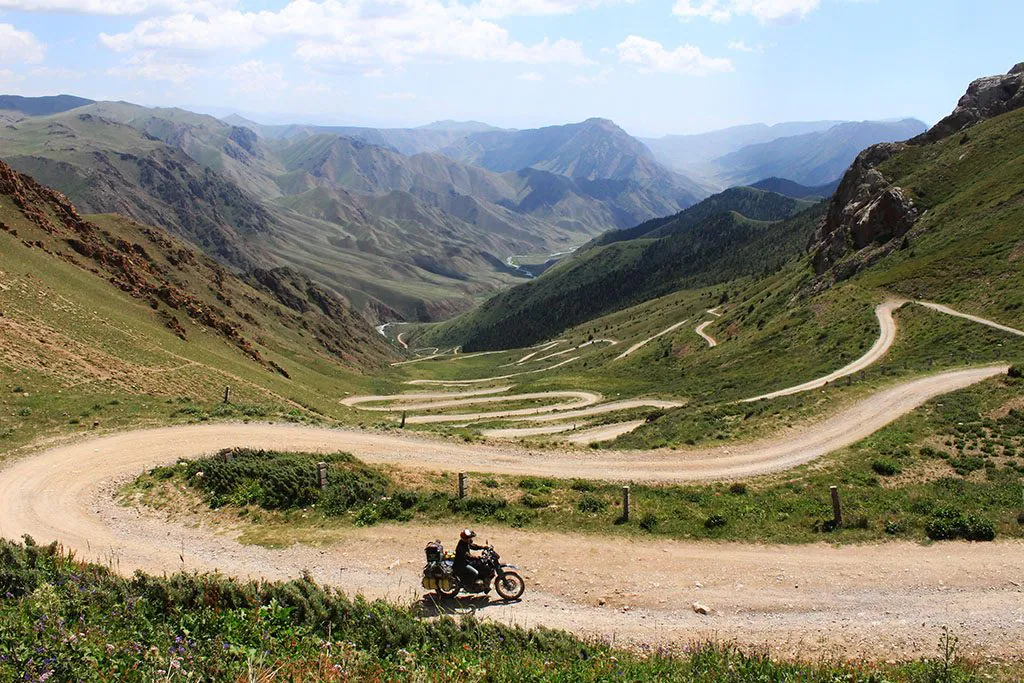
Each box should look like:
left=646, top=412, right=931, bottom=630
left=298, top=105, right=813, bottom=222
left=830, top=485, right=843, bottom=528
left=458, top=472, right=466, bottom=499
left=621, top=485, right=631, bottom=522
left=317, top=461, right=328, bottom=490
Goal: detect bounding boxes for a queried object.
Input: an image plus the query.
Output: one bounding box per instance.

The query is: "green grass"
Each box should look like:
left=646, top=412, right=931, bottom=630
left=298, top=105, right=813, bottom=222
left=0, top=538, right=1003, bottom=681
left=128, top=373, right=1024, bottom=544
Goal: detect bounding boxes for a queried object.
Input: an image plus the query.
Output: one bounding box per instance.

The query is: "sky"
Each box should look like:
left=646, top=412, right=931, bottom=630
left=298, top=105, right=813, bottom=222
left=0, top=0, right=1021, bottom=136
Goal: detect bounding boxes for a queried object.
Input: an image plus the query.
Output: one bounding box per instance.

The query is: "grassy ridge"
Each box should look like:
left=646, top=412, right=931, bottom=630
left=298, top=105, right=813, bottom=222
left=0, top=538, right=987, bottom=681
left=420, top=193, right=825, bottom=351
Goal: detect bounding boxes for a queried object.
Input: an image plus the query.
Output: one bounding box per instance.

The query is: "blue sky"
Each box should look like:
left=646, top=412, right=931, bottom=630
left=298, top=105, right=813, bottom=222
left=0, top=0, right=1021, bottom=136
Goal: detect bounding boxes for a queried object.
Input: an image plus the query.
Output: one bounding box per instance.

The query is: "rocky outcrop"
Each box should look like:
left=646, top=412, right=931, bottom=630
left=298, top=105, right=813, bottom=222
left=915, top=63, right=1024, bottom=144
left=809, top=63, right=1023, bottom=284
left=808, top=143, right=916, bottom=280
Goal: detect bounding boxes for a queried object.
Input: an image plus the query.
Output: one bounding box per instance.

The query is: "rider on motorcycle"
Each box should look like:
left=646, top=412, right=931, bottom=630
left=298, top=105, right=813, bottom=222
left=453, top=529, right=486, bottom=585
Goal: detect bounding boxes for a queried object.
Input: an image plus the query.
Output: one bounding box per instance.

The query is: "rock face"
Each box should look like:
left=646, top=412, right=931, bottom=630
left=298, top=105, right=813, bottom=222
left=809, top=63, right=1023, bottom=283
left=915, top=63, right=1024, bottom=144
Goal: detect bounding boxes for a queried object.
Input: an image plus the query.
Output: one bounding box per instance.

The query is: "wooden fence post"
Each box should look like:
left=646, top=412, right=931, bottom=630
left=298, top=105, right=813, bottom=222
left=621, top=486, right=631, bottom=522
left=223, top=386, right=231, bottom=404
left=830, top=485, right=842, bottom=528
left=400, top=411, right=406, bottom=428
left=317, top=462, right=328, bottom=490
left=458, top=473, right=466, bottom=499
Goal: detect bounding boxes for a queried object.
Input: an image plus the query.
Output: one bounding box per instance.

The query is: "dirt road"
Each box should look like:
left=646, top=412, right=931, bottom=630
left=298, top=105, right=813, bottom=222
left=615, top=320, right=688, bottom=360
left=742, top=300, right=905, bottom=402
left=695, top=320, right=718, bottom=348
left=1, top=421, right=1021, bottom=660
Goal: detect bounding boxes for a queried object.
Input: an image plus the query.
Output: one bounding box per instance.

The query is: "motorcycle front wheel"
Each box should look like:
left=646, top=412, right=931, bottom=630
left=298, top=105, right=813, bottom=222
left=494, top=571, right=525, bottom=601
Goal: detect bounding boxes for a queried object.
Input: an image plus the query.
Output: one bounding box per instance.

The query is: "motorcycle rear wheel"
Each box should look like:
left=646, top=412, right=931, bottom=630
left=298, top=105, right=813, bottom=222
left=435, top=584, right=460, bottom=599
left=494, top=571, right=525, bottom=601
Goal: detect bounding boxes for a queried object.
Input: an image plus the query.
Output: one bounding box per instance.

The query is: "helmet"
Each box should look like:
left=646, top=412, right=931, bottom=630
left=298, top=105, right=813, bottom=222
left=460, top=529, right=476, bottom=540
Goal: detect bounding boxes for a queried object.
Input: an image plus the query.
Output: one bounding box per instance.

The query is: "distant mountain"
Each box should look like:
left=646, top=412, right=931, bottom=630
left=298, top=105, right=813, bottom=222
left=708, top=119, right=928, bottom=187
left=423, top=187, right=821, bottom=350
left=4, top=100, right=698, bottom=321
left=749, top=177, right=840, bottom=199
left=643, top=121, right=843, bottom=170
left=417, top=120, right=502, bottom=133
left=0, top=94, right=93, bottom=116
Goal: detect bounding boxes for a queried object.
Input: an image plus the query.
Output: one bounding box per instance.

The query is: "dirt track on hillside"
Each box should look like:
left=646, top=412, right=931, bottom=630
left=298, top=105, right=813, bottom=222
left=1, top=416, right=1022, bottom=660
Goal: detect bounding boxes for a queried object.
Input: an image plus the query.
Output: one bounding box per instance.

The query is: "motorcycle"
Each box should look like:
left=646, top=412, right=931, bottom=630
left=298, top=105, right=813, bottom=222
left=421, top=541, right=526, bottom=601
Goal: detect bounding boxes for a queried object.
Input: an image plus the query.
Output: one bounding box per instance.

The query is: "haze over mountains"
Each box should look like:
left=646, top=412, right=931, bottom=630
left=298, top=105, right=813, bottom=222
left=0, top=92, right=925, bottom=325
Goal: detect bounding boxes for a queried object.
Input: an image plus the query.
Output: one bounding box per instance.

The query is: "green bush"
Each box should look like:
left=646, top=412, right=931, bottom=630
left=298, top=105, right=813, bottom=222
left=925, top=506, right=996, bottom=541
left=1017, top=511, right=1024, bottom=525
left=884, top=519, right=905, bottom=535
left=949, top=456, right=985, bottom=476
left=871, top=459, right=901, bottom=476
left=639, top=513, right=659, bottom=532
left=519, top=493, right=551, bottom=509
left=1007, top=364, right=1023, bottom=379
left=576, top=494, right=607, bottom=514
left=728, top=482, right=747, bottom=495
left=704, top=514, right=727, bottom=529
left=569, top=479, right=596, bottom=492
left=449, top=496, right=508, bottom=516
left=518, top=477, right=557, bottom=492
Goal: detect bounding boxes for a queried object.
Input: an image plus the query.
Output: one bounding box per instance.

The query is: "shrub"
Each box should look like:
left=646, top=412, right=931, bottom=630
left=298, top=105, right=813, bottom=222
left=704, top=514, right=727, bottom=530
left=16, top=407, right=31, bottom=417
left=481, top=477, right=499, bottom=488
left=449, top=496, right=507, bottom=517
left=638, top=513, right=659, bottom=532
left=1017, top=511, right=1024, bottom=526
left=576, top=494, right=607, bottom=514
left=871, top=459, right=901, bottom=476
left=949, top=456, right=985, bottom=476
left=884, top=519, right=904, bottom=535
left=518, top=477, right=556, bottom=492
left=519, top=493, right=550, bottom=509
left=728, top=482, right=747, bottom=495
left=569, top=479, right=596, bottom=492
left=1007, top=365, right=1023, bottom=379
left=926, top=506, right=996, bottom=541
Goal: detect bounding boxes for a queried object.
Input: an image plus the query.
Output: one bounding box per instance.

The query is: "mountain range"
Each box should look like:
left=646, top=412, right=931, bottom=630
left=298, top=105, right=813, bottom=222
left=423, top=63, right=1024, bottom=351
left=644, top=118, right=927, bottom=188
left=0, top=94, right=925, bottom=324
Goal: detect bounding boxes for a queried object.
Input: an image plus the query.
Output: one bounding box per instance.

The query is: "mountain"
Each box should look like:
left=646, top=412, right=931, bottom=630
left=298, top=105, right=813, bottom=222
left=3, top=99, right=690, bottom=322
left=809, top=63, right=1024, bottom=323
left=707, top=118, right=928, bottom=187
left=0, top=94, right=93, bottom=117
left=0, top=158, right=392, bottom=376
left=422, top=187, right=821, bottom=350
left=642, top=121, right=843, bottom=170
left=749, top=177, right=840, bottom=199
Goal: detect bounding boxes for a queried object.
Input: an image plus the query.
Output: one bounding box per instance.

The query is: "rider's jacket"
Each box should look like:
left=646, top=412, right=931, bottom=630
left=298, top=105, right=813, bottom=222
left=454, top=538, right=484, bottom=568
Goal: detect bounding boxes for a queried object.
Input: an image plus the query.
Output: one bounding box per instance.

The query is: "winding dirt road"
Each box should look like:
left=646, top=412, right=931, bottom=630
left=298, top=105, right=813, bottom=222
left=1, top=411, right=1022, bottom=660
left=742, top=301, right=904, bottom=403
left=695, top=320, right=718, bottom=348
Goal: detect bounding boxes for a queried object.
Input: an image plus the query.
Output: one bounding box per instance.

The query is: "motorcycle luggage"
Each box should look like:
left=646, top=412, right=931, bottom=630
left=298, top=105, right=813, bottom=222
left=425, top=540, right=443, bottom=563
left=422, top=575, right=455, bottom=591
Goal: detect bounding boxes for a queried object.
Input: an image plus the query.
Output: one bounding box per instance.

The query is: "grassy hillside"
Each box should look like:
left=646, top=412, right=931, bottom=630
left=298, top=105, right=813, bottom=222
left=420, top=189, right=823, bottom=350
left=0, top=160, right=398, bottom=455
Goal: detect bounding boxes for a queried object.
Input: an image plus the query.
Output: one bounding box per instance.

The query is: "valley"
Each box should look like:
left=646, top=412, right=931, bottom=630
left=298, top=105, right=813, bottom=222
left=2, top=53, right=1024, bottom=680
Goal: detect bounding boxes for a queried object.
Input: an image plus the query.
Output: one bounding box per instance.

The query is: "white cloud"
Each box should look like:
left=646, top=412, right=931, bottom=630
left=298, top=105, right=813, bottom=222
left=225, top=60, right=288, bottom=93
left=572, top=68, right=611, bottom=85
left=673, top=0, right=820, bottom=22
left=473, top=0, right=632, bottom=19
left=98, top=0, right=594, bottom=66
left=616, top=36, right=732, bottom=76
left=363, top=68, right=385, bottom=78
left=0, top=0, right=235, bottom=16
left=0, top=24, right=46, bottom=63
left=727, top=40, right=762, bottom=52
left=107, top=52, right=205, bottom=83
left=377, top=92, right=416, bottom=100
left=517, top=71, right=544, bottom=81
left=0, top=69, right=26, bottom=87
left=100, top=10, right=264, bottom=52
left=295, top=80, right=333, bottom=95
